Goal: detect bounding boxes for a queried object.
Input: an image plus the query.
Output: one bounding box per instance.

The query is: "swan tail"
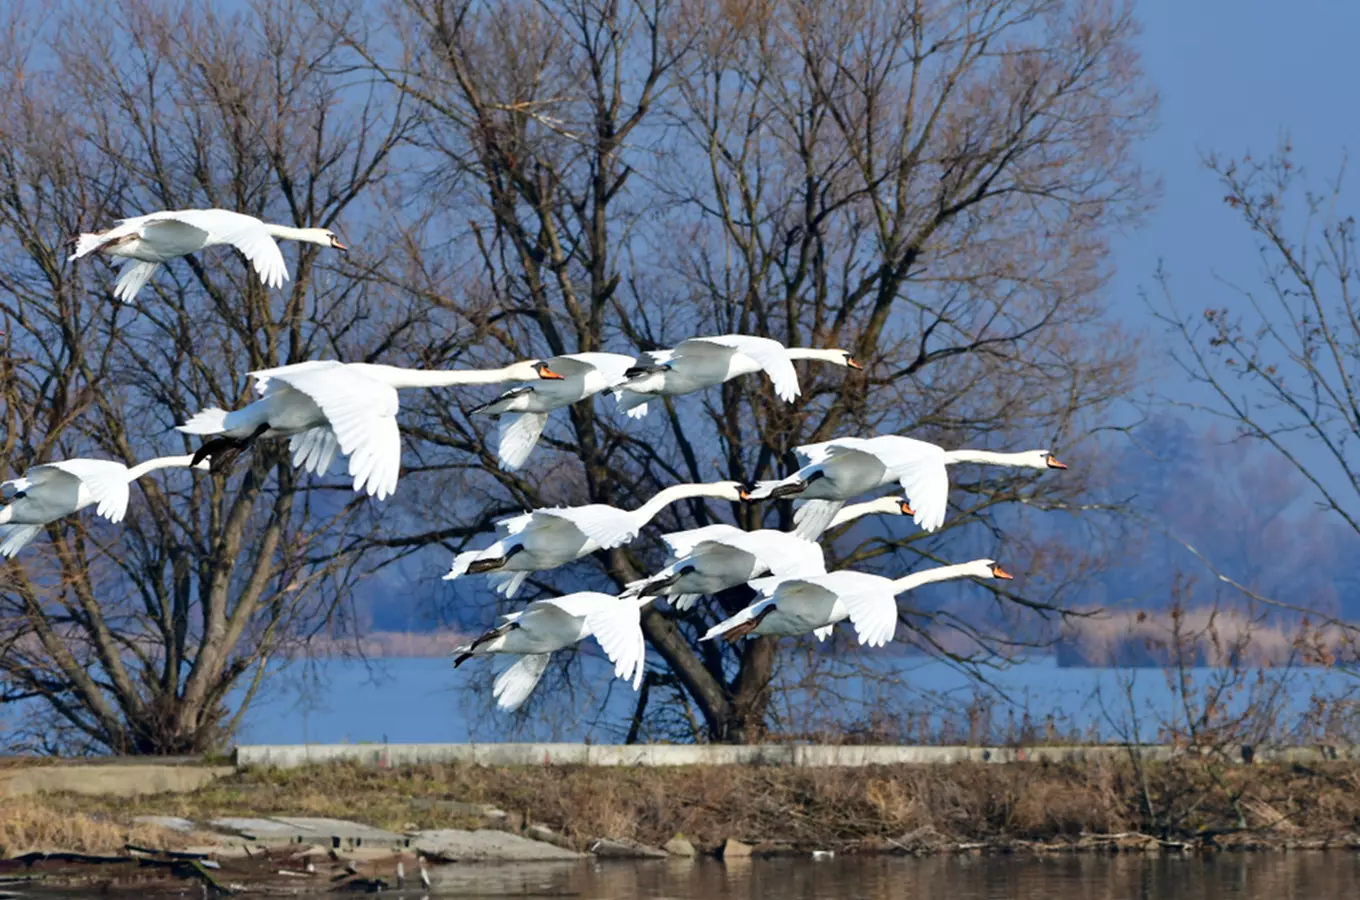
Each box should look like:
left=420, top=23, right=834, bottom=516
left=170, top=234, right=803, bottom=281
left=112, top=259, right=161, bottom=302
left=614, top=391, right=651, bottom=419
left=0, top=524, right=43, bottom=558
left=813, top=624, right=834, bottom=642
left=493, top=654, right=552, bottom=712
left=68, top=231, right=110, bottom=260
left=792, top=500, right=844, bottom=541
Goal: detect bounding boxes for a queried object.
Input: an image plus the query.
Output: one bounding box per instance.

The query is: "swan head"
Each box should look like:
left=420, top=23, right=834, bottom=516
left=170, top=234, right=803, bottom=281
left=840, top=350, right=864, bottom=370
left=299, top=228, right=347, bottom=251
left=965, top=558, right=1014, bottom=580
left=1013, top=449, right=1066, bottom=469
left=511, top=359, right=565, bottom=381
left=710, top=480, right=752, bottom=502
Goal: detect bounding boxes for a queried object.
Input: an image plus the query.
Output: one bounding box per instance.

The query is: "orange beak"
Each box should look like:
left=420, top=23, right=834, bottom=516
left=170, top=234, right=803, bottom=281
left=847, top=356, right=864, bottom=370
left=992, top=565, right=1014, bottom=580
left=898, top=500, right=915, bottom=516
left=1047, top=456, right=1067, bottom=470
left=738, top=488, right=752, bottom=501
left=331, top=238, right=348, bottom=252
left=539, top=366, right=566, bottom=380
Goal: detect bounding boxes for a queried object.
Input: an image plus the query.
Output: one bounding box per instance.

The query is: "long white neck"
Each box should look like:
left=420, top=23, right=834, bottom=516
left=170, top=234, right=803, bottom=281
left=890, top=562, right=985, bottom=595
left=629, top=483, right=736, bottom=526
left=787, top=348, right=848, bottom=363
left=942, top=449, right=1041, bottom=466
left=358, top=364, right=528, bottom=389
left=829, top=497, right=903, bottom=528
left=126, top=455, right=197, bottom=481
left=263, top=223, right=317, bottom=242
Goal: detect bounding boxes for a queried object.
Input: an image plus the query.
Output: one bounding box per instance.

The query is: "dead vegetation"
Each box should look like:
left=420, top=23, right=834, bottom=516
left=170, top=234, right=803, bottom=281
left=0, top=798, right=187, bottom=858
left=15, top=759, right=1360, bottom=856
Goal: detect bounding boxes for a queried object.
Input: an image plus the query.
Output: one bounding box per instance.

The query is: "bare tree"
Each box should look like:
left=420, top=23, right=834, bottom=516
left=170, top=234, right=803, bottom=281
left=0, top=0, right=419, bottom=753
left=329, top=0, right=1156, bottom=741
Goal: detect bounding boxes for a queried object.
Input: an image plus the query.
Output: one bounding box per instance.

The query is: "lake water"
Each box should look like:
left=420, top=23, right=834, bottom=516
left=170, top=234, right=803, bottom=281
left=234, top=654, right=1357, bottom=745
left=359, top=854, right=1360, bottom=897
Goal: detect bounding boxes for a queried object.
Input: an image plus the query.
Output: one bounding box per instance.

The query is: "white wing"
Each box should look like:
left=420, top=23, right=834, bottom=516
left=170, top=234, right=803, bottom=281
left=493, top=654, right=552, bottom=712
left=820, top=572, right=899, bottom=648
left=250, top=360, right=339, bottom=396
left=660, top=523, right=745, bottom=560
left=41, top=460, right=131, bottom=523
left=895, top=459, right=950, bottom=532
left=493, top=511, right=537, bottom=536
left=727, top=530, right=826, bottom=578
left=0, top=525, right=43, bottom=557
left=252, top=365, right=402, bottom=499
left=792, top=499, right=844, bottom=540
left=542, top=504, right=636, bottom=549
left=113, top=260, right=162, bottom=302
left=497, top=412, right=548, bottom=471
left=288, top=427, right=340, bottom=476
left=694, top=335, right=800, bottom=402
left=158, top=209, right=289, bottom=289
left=584, top=600, right=647, bottom=690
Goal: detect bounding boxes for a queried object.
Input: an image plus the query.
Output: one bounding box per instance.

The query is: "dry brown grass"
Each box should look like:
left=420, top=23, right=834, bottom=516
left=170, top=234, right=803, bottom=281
left=0, top=798, right=187, bottom=858
left=14, top=758, right=1360, bottom=854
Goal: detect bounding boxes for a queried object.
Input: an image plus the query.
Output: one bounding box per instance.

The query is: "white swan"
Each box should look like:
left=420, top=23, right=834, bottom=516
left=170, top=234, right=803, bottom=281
left=702, top=559, right=1013, bottom=646
left=452, top=591, right=651, bottom=711
left=748, top=435, right=1066, bottom=538
left=471, top=352, right=636, bottom=470
left=613, top=335, right=862, bottom=418
left=623, top=497, right=913, bottom=610
left=177, top=359, right=563, bottom=500
left=444, top=481, right=749, bottom=599
left=0, top=455, right=207, bottom=557
left=69, top=208, right=347, bottom=302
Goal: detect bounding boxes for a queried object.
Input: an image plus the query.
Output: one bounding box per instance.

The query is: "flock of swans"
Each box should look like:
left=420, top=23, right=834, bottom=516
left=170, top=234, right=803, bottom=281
left=0, top=208, right=1068, bottom=712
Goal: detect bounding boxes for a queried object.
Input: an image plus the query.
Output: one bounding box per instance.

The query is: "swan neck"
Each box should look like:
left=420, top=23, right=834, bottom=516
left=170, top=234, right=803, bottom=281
left=891, top=563, right=976, bottom=594
left=126, top=455, right=197, bottom=481
left=786, top=348, right=843, bottom=363
left=829, top=498, right=895, bottom=527
left=631, top=483, right=729, bottom=525
left=943, top=449, right=1034, bottom=466
left=364, top=364, right=531, bottom=388
left=264, top=223, right=312, bottom=242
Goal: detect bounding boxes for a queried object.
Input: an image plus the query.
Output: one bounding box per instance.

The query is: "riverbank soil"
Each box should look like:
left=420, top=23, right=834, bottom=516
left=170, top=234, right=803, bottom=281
left=5, top=757, right=1360, bottom=891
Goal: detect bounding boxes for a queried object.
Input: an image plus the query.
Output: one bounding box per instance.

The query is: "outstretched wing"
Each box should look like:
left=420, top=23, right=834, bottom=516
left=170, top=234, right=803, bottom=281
left=251, top=365, right=402, bottom=499
left=728, top=530, right=826, bottom=578
left=584, top=600, right=647, bottom=690
left=0, top=525, right=43, bottom=557
left=542, top=503, right=636, bottom=549
left=660, top=523, right=745, bottom=560
left=156, top=209, right=289, bottom=289
left=893, top=456, right=950, bottom=532
left=493, top=654, right=552, bottom=712
left=497, top=412, right=548, bottom=471
left=692, top=334, right=800, bottom=402
left=40, top=460, right=132, bottom=523
left=819, top=571, right=898, bottom=647
left=792, top=499, right=844, bottom=541
left=289, top=427, right=340, bottom=476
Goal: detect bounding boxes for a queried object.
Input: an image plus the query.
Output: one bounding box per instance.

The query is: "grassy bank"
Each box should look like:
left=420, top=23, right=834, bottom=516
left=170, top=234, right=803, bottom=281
left=9, top=755, right=1360, bottom=858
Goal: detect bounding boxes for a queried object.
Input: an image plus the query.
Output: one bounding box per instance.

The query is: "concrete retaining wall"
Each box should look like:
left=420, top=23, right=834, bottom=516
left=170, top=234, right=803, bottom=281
left=233, top=742, right=1360, bottom=769
left=0, top=763, right=234, bottom=797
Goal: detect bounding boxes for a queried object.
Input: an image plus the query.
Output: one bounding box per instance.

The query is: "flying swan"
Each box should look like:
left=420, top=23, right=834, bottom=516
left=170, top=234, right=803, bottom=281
left=178, top=358, right=565, bottom=500
left=452, top=591, right=651, bottom=711
left=444, top=481, right=750, bottom=598
left=622, top=497, right=914, bottom=610
left=613, top=334, right=863, bottom=418
left=702, top=559, right=1014, bottom=646
left=69, top=208, right=347, bottom=302
left=471, top=352, right=636, bottom=471
left=748, top=435, right=1066, bottom=539
left=0, top=455, right=207, bottom=557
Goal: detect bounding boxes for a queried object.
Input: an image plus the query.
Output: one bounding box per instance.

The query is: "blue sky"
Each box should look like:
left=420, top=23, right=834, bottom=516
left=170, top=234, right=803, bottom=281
left=1114, top=0, right=1360, bottom=349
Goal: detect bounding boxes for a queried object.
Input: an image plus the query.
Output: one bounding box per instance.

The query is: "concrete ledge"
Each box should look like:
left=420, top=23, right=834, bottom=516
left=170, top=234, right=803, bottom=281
left=0, top=764, right=234, bottom=797
left=232, top=743, right=1360, bottom=769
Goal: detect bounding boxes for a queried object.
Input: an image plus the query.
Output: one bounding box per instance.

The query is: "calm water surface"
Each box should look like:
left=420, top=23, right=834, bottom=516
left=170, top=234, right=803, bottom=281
left=349, top=854, right=1359, bottom=898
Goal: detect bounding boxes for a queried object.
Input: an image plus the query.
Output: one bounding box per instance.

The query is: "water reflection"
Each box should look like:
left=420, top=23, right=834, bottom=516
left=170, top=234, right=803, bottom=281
left=421, top=853, right=1359, bottom=898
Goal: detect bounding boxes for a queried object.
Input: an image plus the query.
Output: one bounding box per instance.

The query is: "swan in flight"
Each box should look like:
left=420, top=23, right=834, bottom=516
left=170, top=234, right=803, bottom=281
left=444, top=481, right=749, bottom=598
left=622, top=497, right=913, bottom=610
left=748, top=435, right=1065, bottom=539
left=452, top=591, right=651, bottom=711
left=613, top=334, right=862, bottom=418
left=0, top=455, right=207, bottom=557
left=702, top=559, right=1013, bottom=646
left=69, top=208, right=347, bottom=302
left=471, top=352, right=635, bottom=471
left=178, top=359, right=564, bottom=500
